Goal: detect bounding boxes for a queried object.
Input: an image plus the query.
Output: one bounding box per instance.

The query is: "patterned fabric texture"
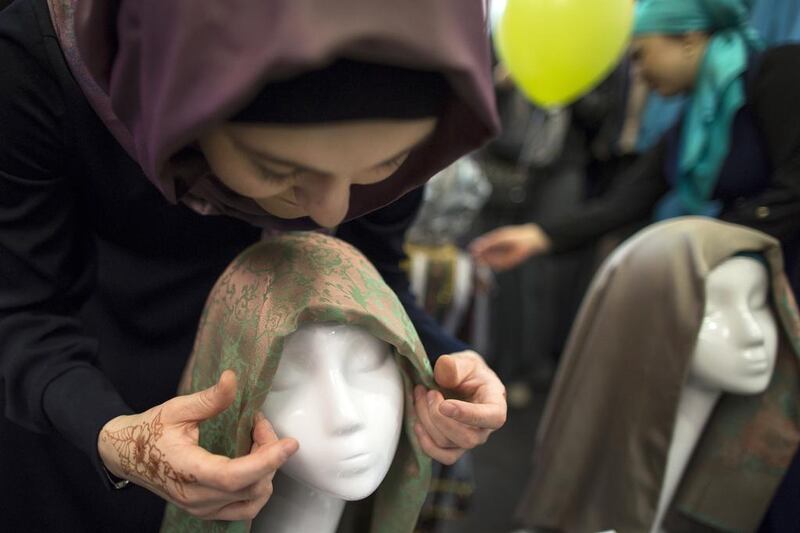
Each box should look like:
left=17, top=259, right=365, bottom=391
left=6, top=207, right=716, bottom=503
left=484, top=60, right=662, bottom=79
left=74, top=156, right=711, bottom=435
left=161, top=232, right=435, bottom=532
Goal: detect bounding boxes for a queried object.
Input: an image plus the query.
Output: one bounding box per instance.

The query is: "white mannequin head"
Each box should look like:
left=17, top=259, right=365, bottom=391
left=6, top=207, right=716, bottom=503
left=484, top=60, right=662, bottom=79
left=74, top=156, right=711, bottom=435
left=261, top=322, right=404, bottom=501
left=690, top=256, right=778, bottom=394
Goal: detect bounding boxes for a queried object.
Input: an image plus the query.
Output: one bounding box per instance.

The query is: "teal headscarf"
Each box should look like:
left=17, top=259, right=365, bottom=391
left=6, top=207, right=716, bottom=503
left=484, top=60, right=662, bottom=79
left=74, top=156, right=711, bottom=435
left=634, top=0, right=762, bottom=218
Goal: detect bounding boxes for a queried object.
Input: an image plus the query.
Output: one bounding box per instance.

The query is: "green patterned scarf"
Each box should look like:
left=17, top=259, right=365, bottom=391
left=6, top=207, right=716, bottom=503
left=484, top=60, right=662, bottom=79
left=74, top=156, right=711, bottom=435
left=635, top=0, right=762, bottom=217
left=161, top=232, right=435, bottom=533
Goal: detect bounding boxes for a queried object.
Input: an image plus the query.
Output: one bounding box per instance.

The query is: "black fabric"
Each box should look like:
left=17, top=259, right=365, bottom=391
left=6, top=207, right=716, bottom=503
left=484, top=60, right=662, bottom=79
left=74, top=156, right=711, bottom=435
left=539, top=45, right=800, bottom=295
left=0, top=1, right=464, bottom=530
left=231, top=58, right=448, bottom=123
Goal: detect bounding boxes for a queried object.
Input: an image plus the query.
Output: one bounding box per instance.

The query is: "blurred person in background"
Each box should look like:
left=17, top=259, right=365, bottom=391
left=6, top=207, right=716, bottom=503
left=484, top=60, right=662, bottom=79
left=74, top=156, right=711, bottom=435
left=472, top=0, right=800, bottom=299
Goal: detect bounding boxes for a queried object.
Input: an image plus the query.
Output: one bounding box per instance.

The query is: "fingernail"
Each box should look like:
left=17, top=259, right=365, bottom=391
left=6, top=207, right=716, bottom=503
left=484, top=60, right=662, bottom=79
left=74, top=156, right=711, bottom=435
left=427, top=390, right=437, bottom=405
left=440, top=403, right=458, bottom=417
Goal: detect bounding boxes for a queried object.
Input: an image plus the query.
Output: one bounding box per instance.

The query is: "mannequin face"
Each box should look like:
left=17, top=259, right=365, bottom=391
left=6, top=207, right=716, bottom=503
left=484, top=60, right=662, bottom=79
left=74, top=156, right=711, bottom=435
left=690, top=257, right=778, bottom=394
left=197, top=118, right=437, bottom=228
left=261, top=323, right=404, bottom=500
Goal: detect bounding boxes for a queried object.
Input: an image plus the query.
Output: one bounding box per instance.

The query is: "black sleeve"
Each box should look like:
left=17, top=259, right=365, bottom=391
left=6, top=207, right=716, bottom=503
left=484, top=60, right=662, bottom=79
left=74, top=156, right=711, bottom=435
left=0, top=3, right=132, bottom=483
left=336, top=188, right=469, bottom=361
left=721, top=45, right=800, bottom=239
left=537, top=140, right=669, bottom=253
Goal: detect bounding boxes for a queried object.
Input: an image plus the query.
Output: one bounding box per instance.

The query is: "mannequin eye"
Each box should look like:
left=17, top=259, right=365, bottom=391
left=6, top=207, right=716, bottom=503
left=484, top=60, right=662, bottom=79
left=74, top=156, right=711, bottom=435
left=270, top=366, right=305, bottom=392
left=350, top=348, right=390, bottom=373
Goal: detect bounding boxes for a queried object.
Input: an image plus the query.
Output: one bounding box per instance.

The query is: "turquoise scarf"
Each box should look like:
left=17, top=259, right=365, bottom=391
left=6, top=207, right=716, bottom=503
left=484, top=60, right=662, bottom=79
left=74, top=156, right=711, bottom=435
left=635, top=0, right=762, bottom=218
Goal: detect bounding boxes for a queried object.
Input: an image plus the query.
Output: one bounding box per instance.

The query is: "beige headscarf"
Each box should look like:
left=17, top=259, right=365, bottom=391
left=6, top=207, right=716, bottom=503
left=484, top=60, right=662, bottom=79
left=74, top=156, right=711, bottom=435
left=517, top=217, right=800, bottom=532
left=161, top=232, right=435, bottom=533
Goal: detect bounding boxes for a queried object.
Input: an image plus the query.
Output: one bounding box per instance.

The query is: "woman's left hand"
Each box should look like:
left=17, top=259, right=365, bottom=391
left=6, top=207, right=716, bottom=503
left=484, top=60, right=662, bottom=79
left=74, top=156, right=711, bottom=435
left=413, top=351, right=507, bottom=464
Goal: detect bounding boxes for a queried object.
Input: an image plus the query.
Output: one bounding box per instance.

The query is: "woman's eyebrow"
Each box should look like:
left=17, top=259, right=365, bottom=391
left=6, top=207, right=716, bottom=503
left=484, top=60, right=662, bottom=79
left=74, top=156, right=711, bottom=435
left=240, top=132, right=434, bottom=175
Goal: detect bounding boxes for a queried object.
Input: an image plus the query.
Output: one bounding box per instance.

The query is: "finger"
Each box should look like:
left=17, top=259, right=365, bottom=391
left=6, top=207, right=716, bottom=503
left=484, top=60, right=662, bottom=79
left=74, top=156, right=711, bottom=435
left=252, top=411, right=279, bottom=449
left=439, top=398, right=507, bottom=430
left=469, top=229, right=510, bottom=255
left=414, top=422, right=465, bottom=465
left=414, top=386, right=457, bottom=449
left=209, top=492, right=271, bottom=522
left=433, top=354, right=474, bottom=391
left=167, top=370, right=238, bottom=424
left=425, top=389, right=490, bottom=449
left=471, top=239, right=511, bottom=261
left=194, top=438, right=298, bottom=492
left=435, top=352, right=506, bottom=399
left=173, top=482, right=258, bottom=510
left=482, top=252, right=524, bottom=272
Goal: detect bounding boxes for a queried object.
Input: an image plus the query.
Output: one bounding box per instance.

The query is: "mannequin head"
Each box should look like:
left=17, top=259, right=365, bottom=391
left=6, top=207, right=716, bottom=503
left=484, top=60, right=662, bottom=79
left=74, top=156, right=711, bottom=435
left=262, top=323, right=404, bottom=500
left=690, top=257, right=778, bottom=394
left=163, top=232, right=435, bottom=533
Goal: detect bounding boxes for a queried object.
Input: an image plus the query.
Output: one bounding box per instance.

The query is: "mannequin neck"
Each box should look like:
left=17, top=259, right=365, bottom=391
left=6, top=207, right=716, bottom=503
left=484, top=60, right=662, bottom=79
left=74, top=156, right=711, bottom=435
left=251, top=471, right=346, bottom=533
left=651, top=380, right=721, bottom=533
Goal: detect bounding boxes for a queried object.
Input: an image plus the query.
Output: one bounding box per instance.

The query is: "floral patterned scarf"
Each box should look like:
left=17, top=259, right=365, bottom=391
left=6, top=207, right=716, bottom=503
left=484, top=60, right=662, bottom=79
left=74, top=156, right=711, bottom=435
left=161, top=232, right=435, bottom=532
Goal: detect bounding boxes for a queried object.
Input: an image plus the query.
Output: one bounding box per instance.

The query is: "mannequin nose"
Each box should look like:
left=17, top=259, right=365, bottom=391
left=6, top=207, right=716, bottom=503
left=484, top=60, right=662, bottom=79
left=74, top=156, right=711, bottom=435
left=294, top=177, right=351, bottom=228
left=737, top=309, right=765, bottom=347
left=324, top=370, right=364, bottom=436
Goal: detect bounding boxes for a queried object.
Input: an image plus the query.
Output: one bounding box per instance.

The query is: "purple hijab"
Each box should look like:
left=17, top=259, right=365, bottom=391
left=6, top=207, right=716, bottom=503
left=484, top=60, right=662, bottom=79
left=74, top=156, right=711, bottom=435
left=46, top=0, right=499, bottom=229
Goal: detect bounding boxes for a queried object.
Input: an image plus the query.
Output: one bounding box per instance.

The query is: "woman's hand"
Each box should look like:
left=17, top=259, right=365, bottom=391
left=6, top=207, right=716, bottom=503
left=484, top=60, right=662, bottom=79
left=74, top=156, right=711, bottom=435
left=469, top=223, right=552, bottom=271
left=98, top=370, right=298, bottom=521
left=413, top=351, right=507, bottom=464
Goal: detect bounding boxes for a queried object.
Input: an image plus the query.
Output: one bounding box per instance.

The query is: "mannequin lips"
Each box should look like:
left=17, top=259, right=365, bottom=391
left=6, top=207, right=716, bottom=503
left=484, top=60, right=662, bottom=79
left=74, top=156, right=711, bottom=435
left=335, top=452, right=374, bottom=476
left=743, top=349, right=770, bottom=373
left=744, top=360, right=770, bottom=374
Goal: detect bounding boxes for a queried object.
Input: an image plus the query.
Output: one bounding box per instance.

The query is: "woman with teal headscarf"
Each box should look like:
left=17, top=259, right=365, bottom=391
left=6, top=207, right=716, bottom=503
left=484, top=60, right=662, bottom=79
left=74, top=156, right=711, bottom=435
left=471, top=0, right=800, bottom=298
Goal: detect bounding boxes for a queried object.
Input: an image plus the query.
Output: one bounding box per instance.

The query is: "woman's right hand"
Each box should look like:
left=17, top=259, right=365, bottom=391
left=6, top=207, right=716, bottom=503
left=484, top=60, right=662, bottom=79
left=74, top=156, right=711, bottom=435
left=469, top=223, right=553, bottom=271
left=97, top=370, right=298, bottom=521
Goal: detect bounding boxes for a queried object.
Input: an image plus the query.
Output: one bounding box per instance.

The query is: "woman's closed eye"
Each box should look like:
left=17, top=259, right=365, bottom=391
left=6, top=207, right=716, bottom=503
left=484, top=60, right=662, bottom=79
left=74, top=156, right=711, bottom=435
left=256, top=163, right=300, bottom=185
left=381, top=153, right=408, bottom=171
left=257, top=152, right=409, bottom=184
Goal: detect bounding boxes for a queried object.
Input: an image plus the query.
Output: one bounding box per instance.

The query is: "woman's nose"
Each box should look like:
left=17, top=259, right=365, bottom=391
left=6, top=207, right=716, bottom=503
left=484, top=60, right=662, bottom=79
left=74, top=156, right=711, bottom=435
left=294, top=176, right=351, bottom=228
left=323, top=369, right=364, bottom=436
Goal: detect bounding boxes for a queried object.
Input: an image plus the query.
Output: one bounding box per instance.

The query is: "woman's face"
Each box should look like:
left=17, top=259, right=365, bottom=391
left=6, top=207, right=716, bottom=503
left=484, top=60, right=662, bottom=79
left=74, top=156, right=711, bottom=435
left=197, top=118, right=437, bottom=228
left=630, top=33, right=709, bottom=97
left=261, top=323, right=404, bottom=501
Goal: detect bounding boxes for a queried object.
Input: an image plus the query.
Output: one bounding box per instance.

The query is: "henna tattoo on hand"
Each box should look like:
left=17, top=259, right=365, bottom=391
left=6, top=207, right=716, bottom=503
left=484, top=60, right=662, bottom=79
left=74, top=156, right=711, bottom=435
left=102, top=410, right=197, bottom=498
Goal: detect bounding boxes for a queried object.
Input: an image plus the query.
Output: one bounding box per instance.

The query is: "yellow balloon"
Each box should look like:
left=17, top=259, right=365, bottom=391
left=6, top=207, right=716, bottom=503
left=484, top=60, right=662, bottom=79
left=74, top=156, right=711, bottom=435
left=497, top=0, right=634, bottom=108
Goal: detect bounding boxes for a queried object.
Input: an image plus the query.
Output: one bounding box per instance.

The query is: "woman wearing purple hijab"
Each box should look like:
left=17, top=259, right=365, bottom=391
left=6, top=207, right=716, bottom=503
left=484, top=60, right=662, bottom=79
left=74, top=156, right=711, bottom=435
left=0, top=0, right=504, bottom=530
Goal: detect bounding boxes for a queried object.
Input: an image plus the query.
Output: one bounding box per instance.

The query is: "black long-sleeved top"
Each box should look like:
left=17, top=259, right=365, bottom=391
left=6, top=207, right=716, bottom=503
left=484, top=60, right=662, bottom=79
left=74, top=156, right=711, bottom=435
left=538, top=45, right=800, bottom=292
left=0, top=1, right=465, bottom=530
